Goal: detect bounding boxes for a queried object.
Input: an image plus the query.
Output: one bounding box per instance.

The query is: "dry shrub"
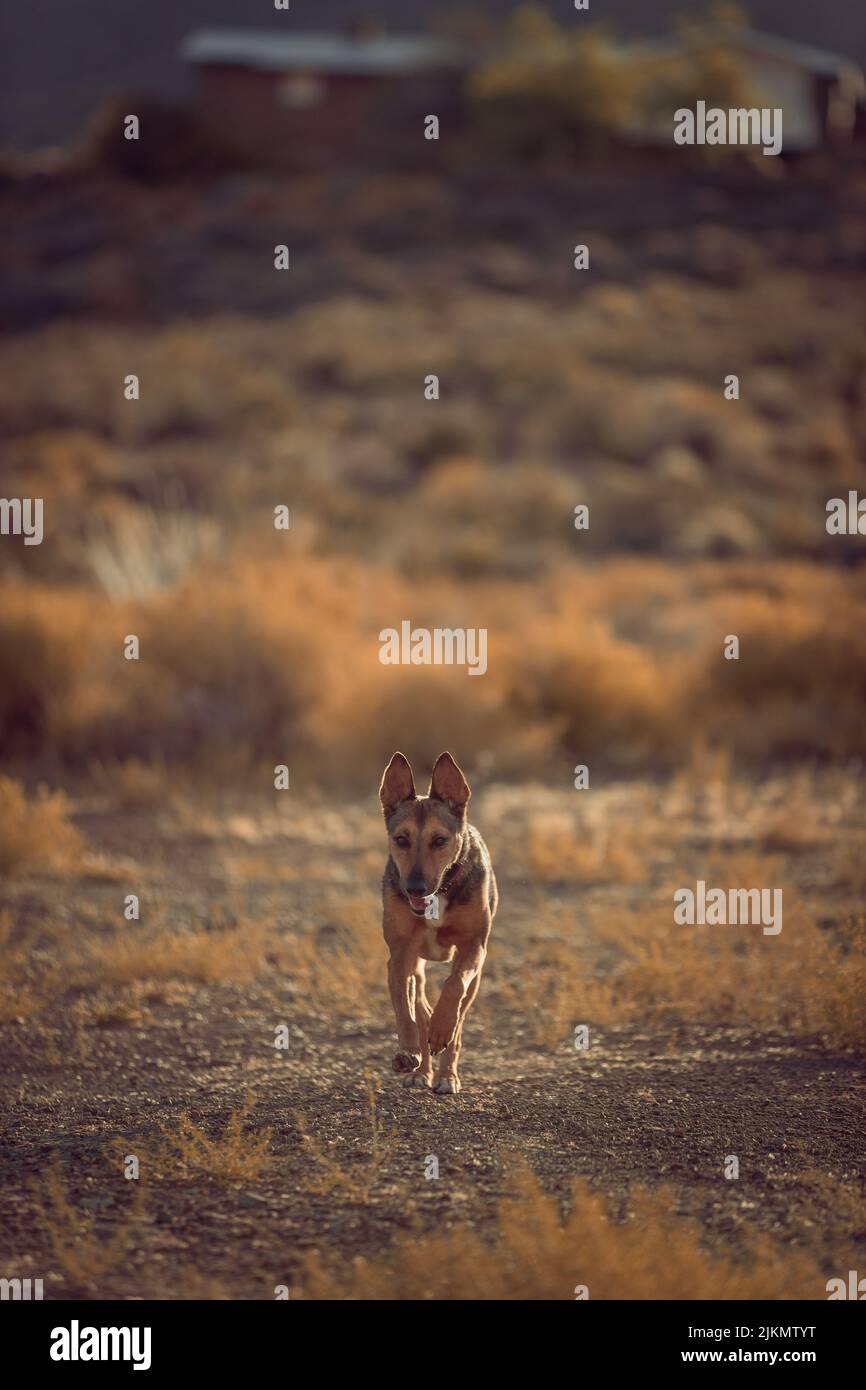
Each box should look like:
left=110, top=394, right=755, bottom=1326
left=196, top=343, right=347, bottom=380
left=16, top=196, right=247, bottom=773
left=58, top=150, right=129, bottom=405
left=496, top=937, right=598, bottom=1050
left=692, top=592, right=866, bottom=761
left=0, top=776, right=85, bottom=878
left=502, top=607, right=678, bottom=768
left=595, top=377, right=768, bottom=470
left=135, top=1267, right=233, bottom=1300
left=300, top=1165, right=825, bottom=1300
left=134, top=552, right=364, bottom=765
left=285, top=889, right=387, bottom=1020
left=72, top=914, right=269, bottom=990
left=84, top=508, right=222, bottom=599
left=417, top=457, right=578, bottom=570
left=149, top=1095, right=272, bottom=1185
left=826, top=842, right=866, bottom=898
left=498, top=847, right=866, bottom=1051
left=525, top=812, right=645, bottom=885
left=296, top=1076, right=397, bottom=1201
left=0, top=901, right=268, bottom=1019
left=758, top=808, right=825, bottom=853
left=80, top=96, right=240, bottom=182
left=582, top=867, right=866, bottom=1048
left=0, top=321, right=290, bottom=444
left=0, top=586, right=101, bottom=759
left=0, top=910, right=40, bottom=1020
left=3, top=552, right=865, bottom=779
left=32, top=1158, right=145, bottom=1288
left=470, top=17, right=639, bottom=157
left=87, top=757, right=179, bottom=812
left=325, top=665, right=522, bottom=790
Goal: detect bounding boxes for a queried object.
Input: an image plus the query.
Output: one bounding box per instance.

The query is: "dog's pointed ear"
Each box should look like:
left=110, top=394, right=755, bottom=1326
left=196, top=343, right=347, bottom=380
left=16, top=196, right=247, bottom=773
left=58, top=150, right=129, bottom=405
left=429, top=751, right=470, bottom=818
left=379, top=752, right=417, bottom=819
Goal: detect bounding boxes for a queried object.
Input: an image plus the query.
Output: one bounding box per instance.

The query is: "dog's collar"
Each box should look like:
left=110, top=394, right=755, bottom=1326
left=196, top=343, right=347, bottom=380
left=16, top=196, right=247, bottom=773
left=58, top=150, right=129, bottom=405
left=437, top=831, right=472, bottom=902
left=439, top=853, right=469, bottom=900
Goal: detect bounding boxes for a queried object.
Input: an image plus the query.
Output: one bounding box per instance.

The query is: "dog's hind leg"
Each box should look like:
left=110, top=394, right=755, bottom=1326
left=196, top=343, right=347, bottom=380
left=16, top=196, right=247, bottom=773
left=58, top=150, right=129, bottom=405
left=403, top=961, right=434, bottom=1089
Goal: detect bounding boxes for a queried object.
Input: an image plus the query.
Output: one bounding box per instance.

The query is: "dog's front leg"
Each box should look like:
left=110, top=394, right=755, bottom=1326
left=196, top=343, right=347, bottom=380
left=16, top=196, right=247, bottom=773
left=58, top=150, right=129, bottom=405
left=428, top=940, right=486, bottom=1059
left=388, top=950, right=423, bottom=1074
left=403, top=963, right=434, bottom=1089
left=433, top=972, right=481, bottom=1095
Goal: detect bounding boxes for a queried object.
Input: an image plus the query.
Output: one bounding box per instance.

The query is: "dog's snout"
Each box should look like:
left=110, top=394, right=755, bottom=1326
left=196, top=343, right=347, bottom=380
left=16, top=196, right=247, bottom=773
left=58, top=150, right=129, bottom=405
left=405, top=873, right=427, bottom=895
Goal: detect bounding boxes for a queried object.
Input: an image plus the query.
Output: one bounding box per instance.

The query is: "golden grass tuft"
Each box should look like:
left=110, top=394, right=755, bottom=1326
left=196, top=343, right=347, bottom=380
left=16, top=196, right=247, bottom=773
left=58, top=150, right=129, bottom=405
left=0, top=910, right=41, bottom=1021
left=295, top=1075, right=398, bottom=1201
left=282, top=889, right=388, bottom=1020
left=149, top=1094, right=273, bottom=1185
left=299, top=1165, right=827, bottom=1300
left=0, top=776, right=85, bottom=879
left=72, top=912, right=270, bottom=991
left=584, top=885, right=866, bottom=1049
left=525, top=813, right=645, bottom=885
left=32, top=1157, right=146, bottom=1287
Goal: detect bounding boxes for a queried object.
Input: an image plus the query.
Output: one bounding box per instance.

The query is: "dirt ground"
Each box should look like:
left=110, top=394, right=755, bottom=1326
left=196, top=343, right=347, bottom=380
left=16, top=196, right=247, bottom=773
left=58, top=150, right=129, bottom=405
left=1, top=775, right=864, bottom=1300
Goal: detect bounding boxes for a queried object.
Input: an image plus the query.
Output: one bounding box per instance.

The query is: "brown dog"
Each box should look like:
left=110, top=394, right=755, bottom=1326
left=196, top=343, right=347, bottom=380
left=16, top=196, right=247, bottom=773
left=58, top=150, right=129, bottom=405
left=379, top=751, right=497, bottom=1095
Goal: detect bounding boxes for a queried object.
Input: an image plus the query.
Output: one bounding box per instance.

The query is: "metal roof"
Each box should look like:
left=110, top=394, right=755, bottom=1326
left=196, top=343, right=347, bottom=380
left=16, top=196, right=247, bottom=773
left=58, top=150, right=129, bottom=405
left=180, top=29, right=469, bottom=76
left=632, top=26, right=862, bottom=81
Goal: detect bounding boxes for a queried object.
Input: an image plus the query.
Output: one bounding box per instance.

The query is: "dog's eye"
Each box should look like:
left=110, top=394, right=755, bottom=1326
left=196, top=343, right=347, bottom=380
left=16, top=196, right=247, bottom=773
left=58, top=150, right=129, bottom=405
left=431, top=836, right=448, bottom=848
left=394, top=835, right=409, bottom=849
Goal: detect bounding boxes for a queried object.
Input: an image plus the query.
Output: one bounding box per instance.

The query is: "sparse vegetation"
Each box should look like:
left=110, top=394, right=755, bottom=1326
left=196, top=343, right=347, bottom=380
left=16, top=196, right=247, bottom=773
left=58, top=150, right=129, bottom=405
left=299, top=1165, right=829, bottom=1300
left=32, top=1158, right=146, bottom=1289
left=296, top=1075, right=398, bottom=1200
left=150, top=1096, right=273, bottom=1185
left=0, top=776, right=85, bottom=878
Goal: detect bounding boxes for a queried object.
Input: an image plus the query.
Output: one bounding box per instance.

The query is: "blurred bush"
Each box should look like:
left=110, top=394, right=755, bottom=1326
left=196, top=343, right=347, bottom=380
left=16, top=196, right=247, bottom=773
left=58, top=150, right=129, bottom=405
left=79, top=96, right=242, bottom=183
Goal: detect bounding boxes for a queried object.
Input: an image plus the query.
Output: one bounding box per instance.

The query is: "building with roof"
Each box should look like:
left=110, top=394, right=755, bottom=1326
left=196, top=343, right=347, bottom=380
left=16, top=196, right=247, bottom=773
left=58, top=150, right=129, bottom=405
left=179, top=27, right=472, bottom=170
left=179, top=22, right=865, bottom=170
left=629, top=25, right=865, bottom=151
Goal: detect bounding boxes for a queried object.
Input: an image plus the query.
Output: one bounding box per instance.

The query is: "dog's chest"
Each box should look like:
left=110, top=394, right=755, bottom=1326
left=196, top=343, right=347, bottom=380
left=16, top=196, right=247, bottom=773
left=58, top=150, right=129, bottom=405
left=414, top=904, right=457, bottom=962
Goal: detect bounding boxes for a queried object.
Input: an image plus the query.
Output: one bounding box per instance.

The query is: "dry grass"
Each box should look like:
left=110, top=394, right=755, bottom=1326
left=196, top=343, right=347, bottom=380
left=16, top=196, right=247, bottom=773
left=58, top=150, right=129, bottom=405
left=295, top=1075, right=398, bottom=1201
left=32, top=1157, right=145, bottom=1287
left=1, top=248, right=864, bottom=783
left=2, top=117, right=865, bottom=1307
left=0, top=776, right=85, bottom=878
left=486, top=800, right=866, bottom=1052
left=87, top=757, right=180, bottom=813
left=299, top=1164, right=828, bottom=1300
left=0, top=903, right=270, bottom=1026
left=149, top=1095, right=273, bottom=1185
left=547, top=885, right=866, bottom=1050
left=525, top=813, right=646, bottom=885
left=496, top=936, right=598, bottom=1051
left=2, top=555, right=864, bottom=783
left=0, top=910, right=40, bottom=1021
left=281, top=889, right=388, bottom=1020
left=68, top=909, right=270, bottom=992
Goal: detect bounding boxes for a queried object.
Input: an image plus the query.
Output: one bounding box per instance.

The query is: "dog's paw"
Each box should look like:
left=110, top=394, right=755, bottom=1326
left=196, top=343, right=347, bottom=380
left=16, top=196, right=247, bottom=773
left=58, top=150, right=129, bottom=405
left=433, top=1075, right=461, bottom=1095
left=392, top=1050, right=422, bottom=1074
left=402, top=1071, right=433, bottom=1089
left=427, top=1013, right=457, bottom=1057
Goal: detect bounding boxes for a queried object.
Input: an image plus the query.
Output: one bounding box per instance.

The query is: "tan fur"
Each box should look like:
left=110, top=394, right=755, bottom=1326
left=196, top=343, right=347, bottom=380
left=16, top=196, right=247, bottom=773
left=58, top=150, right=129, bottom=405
left=379, top=751, right=496, bottom=1095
